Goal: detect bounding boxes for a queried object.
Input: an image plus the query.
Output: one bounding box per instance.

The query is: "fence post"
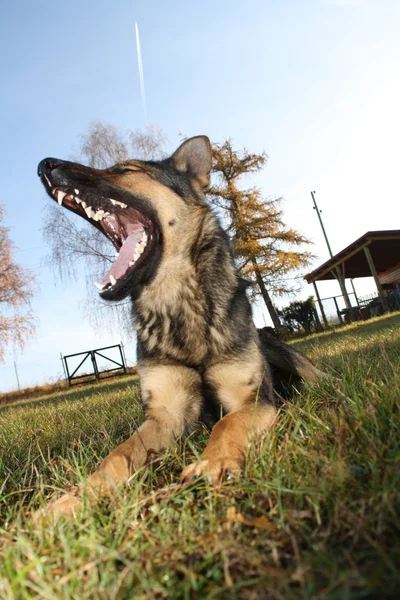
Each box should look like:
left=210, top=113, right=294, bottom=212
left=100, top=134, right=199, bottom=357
left=91, top=351, right=100, bottom=380
left=60, top=352, right=69, bottom=385
left=64, top=356, right=72, bottom=386
left=120, top=342, right=127, bottom=373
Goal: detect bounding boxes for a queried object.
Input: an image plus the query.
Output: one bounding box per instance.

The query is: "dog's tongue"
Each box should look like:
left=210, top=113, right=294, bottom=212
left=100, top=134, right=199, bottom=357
left=102, top=230, right=143, bottom=284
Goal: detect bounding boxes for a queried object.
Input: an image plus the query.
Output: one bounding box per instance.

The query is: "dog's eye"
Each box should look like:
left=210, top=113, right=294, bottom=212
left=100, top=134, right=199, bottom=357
left=111, top=165, right=142, bottom=175
left=111, top=167, right=135, bottom=175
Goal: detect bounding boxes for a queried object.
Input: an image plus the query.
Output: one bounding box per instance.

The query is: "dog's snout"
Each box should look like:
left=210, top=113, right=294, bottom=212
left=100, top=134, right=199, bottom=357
left=37, top=158, right=64, bottom=178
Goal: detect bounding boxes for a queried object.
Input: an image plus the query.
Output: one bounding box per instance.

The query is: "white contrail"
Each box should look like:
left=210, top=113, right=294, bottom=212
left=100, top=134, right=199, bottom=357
left=135, top=22, right=147, bottom=123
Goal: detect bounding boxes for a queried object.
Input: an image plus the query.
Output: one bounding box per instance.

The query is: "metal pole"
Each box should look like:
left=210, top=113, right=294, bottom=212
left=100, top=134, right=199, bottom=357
left=14, top=360, right=21, bottom=392
left=311, top=191, right=334, bottom=258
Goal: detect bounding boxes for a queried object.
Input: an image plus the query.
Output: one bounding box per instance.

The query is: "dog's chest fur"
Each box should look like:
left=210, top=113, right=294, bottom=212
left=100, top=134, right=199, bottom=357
left=133, top=211, right=246, bottom=366
left=133, top=259, right=210, bottom=364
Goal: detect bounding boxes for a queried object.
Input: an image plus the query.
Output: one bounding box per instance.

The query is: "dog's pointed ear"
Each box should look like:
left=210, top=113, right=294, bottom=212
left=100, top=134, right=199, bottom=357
left=169, top=136, right=212, bottom=190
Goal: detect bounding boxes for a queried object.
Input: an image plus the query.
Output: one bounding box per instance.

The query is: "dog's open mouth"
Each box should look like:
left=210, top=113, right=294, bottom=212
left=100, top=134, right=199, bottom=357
left=38, top=157, right=162, bottom=300
left=50, top=185, right=156, bottom=292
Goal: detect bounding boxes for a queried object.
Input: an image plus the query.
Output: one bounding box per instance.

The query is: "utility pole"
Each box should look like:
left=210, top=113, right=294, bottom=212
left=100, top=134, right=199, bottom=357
left=310, top=191, right=333, bottom=258
left=310, top=191, right=354, bottom=319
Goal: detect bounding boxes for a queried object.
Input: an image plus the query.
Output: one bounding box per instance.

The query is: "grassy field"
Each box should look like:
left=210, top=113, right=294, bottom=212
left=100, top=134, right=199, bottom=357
left=0, top=313, right=399, bottom=599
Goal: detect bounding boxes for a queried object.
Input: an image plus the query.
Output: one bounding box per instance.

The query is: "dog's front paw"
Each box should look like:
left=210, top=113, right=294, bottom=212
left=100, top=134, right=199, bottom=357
left=180, top=458, right=241, bottom=486
left=33, top=493, right=82, bottom=526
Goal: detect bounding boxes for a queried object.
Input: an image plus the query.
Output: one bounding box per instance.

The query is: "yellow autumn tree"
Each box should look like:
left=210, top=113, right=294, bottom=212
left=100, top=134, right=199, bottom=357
left=0, top=202, right=36, bottom=362
left=208, top=140, right=313, bottom=328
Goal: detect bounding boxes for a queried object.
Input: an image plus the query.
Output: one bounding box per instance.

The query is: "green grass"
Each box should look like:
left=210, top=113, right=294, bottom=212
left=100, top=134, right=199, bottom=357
left=0, top=313, right=399, bottom=599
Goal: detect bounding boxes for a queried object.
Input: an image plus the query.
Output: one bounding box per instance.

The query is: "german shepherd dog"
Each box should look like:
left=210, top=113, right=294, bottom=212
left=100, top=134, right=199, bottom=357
left=37, top=136, right=328, bottom=520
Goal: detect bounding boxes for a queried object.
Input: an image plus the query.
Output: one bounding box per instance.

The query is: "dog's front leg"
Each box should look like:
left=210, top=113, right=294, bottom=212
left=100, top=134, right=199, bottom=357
left=34, top=363, right=202, bottom=523
left=181, top=402, right=277, bottom=485
left=181, top=350, right=277, bottom=485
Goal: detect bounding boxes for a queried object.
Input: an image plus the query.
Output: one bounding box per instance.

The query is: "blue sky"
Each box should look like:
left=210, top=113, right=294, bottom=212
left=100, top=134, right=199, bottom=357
left=1, top=0, right=399, bottom=391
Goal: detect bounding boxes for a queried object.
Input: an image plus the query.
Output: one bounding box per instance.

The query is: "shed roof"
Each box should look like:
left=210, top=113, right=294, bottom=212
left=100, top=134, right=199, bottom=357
left=304, top=230, right=400, bottom=283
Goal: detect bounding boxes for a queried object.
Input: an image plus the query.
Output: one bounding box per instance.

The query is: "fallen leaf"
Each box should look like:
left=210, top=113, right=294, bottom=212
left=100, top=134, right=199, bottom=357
left=221, top=507, right=274, bottom=530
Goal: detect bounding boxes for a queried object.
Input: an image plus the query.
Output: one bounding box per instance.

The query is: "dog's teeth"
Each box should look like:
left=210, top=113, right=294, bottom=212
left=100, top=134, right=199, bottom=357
left=110, top=199, right=127, bottom=208
left=133, top=252, right=140, bottom=261
left=81, top=201, right=87, bottom=208
left=57, top=190, right=66, bottom=205
left=137, top=244, right=145, bottom=255
left=110, top=275, right=117, bottom=286
left=74, top=189, right=80, bottom=195
left=129, top=260, right=134, bottom=267
left=96, top=210, right=105, bottom=221
left=94, top=282, right=105, bottom=291
left=115, top=252, right=119, bottom=259
left=75, top=198, right=81, bottom=205
left=142, top=232, right=148, bottom=243
left=84, top=206, right=94, bottom=218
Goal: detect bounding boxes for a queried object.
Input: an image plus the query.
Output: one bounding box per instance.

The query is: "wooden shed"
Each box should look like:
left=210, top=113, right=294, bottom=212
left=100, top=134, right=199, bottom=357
left=304, top=230, right=400, bottom=324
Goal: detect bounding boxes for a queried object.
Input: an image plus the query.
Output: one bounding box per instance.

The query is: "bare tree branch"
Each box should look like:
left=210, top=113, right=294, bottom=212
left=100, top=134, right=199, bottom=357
left=42, top=121, right=167, bottom=333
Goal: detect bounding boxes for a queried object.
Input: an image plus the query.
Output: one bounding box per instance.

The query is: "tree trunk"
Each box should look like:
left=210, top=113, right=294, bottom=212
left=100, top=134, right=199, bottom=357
left=252, top=258, right=281, bottom=329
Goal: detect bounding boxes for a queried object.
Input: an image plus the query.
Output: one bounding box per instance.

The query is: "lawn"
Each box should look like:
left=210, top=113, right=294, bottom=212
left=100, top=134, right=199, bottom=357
left=0, top=313, right=399, bottom=599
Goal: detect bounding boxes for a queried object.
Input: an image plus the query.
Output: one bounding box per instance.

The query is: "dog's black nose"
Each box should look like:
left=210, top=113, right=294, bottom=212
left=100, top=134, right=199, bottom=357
left=37, top=158, right=64, bottom=177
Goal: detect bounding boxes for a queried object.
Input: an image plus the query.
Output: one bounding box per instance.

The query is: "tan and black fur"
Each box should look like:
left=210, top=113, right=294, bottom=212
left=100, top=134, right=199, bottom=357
left=37, top=136, right=327, bottom=520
